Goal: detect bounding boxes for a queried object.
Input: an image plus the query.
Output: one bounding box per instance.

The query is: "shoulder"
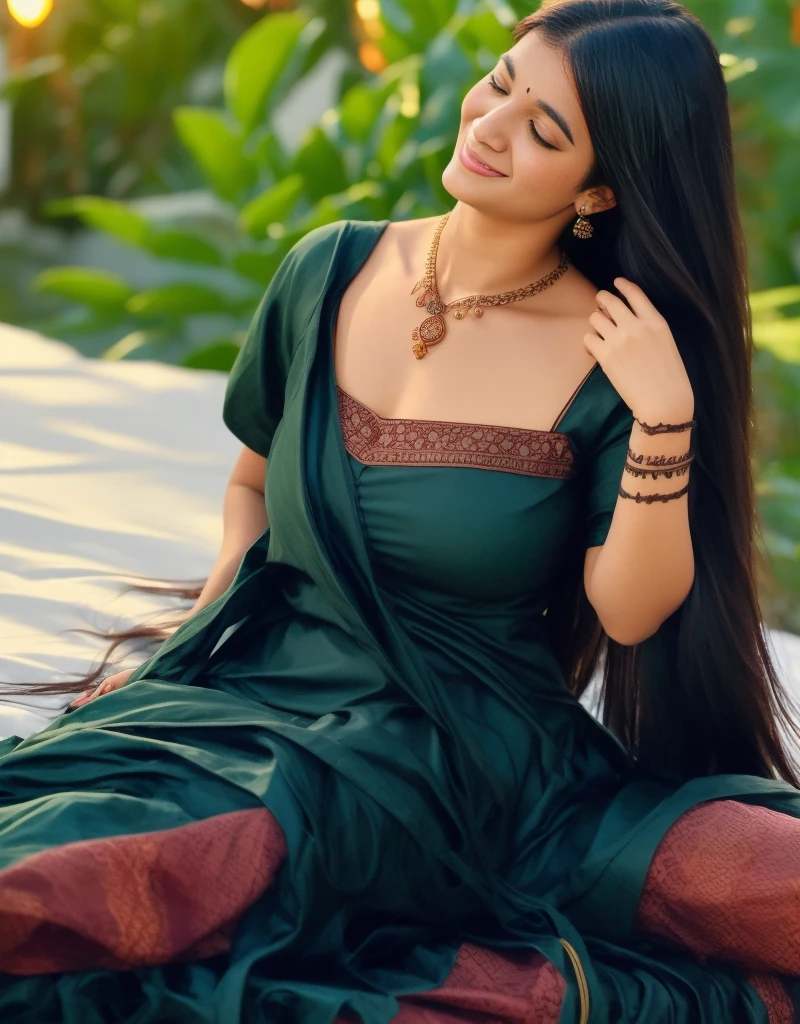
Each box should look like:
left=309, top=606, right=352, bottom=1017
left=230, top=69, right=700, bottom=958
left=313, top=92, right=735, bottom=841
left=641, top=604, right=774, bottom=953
left=285, top=215, right=437, bottom=273
left=285, top=219, right=351, bottom=264
left=284, top=217, right=397, bottom=269
left=270, top=218, right=390, bottom=303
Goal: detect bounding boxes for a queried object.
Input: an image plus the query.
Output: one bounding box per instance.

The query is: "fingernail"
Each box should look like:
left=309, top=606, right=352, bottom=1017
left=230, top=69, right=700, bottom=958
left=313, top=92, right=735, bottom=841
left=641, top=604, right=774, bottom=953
left=68, top=691, right=90, bottom=707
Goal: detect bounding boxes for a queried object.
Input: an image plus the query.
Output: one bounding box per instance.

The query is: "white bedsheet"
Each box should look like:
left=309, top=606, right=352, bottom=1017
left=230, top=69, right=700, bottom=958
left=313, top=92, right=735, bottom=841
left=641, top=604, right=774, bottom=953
left=2, top=321, right=800, bottom=754
left=0, top=322, right=239, bottom=739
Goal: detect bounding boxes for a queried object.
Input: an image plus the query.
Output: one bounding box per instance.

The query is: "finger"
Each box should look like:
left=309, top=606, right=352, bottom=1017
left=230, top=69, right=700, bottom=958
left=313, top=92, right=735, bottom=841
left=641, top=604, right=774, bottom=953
left=583, top=332, right=604, bottom=359
left=611, top=277, right=661, bottom=320
left=595, top=289, right=635, bottom=326
left=67, top=689, right=93, bottom=708
left=69, top=679, right=109, bottom=707
left=92, top=679, right=117, bottom=698
left=594, top=301, right=617, bottom=326
left=588, top=310, right=617, bottom=339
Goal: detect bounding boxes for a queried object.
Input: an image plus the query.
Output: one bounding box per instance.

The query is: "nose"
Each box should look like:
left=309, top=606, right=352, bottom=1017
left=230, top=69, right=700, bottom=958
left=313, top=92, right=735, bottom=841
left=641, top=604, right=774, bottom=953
left=470, top=110, right=509, bottom=157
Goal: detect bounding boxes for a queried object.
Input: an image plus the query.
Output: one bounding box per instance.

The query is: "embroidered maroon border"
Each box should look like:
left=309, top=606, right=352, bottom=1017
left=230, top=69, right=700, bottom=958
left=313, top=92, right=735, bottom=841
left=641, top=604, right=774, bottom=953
left=334, top=943, right=566, bottom=1024
left=337, top=387, right=575, bottom=480
left=0, top=807, right=285, bottom=974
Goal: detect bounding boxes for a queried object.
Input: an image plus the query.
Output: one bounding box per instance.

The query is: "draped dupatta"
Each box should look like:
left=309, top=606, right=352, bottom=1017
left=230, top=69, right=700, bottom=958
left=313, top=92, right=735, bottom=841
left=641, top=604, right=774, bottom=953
left=120, top=220, right=604, bottom=1023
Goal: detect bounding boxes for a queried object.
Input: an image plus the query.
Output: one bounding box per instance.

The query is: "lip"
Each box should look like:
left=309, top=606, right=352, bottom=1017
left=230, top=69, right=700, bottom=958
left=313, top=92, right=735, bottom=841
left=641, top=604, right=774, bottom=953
left=459, top=140, right=507, bottom=177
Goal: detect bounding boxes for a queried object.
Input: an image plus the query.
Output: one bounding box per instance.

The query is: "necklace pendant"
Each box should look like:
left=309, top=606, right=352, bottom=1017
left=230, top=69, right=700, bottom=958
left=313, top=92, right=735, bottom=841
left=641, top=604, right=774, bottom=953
left=411, top=313, right=446, bottom=359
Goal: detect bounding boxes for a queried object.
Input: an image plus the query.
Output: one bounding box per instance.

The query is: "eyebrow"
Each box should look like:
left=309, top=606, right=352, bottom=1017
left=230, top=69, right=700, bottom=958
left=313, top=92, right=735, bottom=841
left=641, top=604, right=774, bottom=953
left=500, top=53, right=575, bottom=147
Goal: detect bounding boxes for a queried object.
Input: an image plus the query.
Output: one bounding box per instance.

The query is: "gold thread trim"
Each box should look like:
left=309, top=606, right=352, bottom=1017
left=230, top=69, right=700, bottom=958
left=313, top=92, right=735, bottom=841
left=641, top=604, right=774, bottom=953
left=559, top=938, right=590, bottom=1024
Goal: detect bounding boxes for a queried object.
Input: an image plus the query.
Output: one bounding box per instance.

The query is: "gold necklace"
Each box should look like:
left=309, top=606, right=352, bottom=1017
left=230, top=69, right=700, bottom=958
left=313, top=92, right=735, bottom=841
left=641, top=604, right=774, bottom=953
left=410, top=211, right=571, bottom=359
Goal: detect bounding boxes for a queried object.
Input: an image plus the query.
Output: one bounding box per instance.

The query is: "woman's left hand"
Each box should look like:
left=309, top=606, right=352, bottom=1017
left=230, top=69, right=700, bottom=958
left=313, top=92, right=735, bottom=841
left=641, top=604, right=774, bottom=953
left=67, top=668, right=136, bottom=708
left=584, top=277, right=694, bottom=423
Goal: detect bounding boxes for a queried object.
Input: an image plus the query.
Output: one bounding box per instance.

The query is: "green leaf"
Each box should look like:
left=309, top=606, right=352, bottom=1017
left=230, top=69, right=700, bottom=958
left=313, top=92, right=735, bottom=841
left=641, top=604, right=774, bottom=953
left=181, top=341, right=241, bottom=372
left=376, top=113, right=416, bottom=176
left=44, top=195, right=224, bottom=266
left=340, top=78, right=401, bottom=144
left=453, top=10, right=512, bottom=59
left=45, top=197, right=149, bottom=246
left=291, top=198, right=348, bottom=236
left=417, top=81, right=462, bottom=143
left=126, top=284, right=245, bottom=316
left=239, top=174, right=305, bottom=237
left=32, top=268, right=134, bottom=310
left=251, top=130, right=291, bottom=178
left=145, top=230, right=224, bottom=267
left=173, top=107, right=257, bottom=202
left=292, top=182, right=384, bottom=236
left=385, top=0, right=457, bottom=38
left=753, top=318, right=800, bottom=362
left=722, top=56, right=758, bottom=84
left=231, top=249, right=286, bottom=286
left=290, top=126, right=349, bottom=202
left=750, top=286, right=800, bottom=314
left=761, top=528, right=800, bottom=562
left=225, top=11, right=306, bottom=133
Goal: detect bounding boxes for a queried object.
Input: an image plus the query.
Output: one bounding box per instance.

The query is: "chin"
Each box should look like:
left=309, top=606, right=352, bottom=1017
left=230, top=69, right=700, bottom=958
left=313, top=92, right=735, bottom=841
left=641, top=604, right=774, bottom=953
left=440, top=169, right=506, bottom=219
left=440, top=163, right=460, bottom=201
left=440, top=158, right=480, bottom=204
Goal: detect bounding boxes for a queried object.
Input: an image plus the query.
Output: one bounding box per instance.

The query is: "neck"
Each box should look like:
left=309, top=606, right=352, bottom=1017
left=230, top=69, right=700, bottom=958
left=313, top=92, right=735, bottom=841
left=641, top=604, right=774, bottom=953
left=432, top=202, right=568, bottom=300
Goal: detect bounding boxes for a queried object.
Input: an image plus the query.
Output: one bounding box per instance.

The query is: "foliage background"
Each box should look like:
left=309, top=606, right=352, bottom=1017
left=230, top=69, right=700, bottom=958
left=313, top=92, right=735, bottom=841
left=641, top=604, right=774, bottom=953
left=1, top=0, right=799, bottom=628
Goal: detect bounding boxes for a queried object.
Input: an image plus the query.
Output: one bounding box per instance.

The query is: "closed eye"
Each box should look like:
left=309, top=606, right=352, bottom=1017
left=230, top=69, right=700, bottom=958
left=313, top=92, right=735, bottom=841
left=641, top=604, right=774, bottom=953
left=487, top=73, right=558, bottom=151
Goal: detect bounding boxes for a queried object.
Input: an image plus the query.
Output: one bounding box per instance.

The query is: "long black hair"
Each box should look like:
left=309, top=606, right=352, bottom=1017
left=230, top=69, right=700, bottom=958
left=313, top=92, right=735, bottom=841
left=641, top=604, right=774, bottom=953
left=7, top=0, right=800, bottom=789
left=525, top=0, right=800, bottom=784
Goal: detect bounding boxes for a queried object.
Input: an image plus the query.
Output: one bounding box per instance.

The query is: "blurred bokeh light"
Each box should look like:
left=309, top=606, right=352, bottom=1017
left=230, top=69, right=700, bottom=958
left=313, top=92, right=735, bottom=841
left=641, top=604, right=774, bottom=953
left=7, top=0, right=52, bottom=28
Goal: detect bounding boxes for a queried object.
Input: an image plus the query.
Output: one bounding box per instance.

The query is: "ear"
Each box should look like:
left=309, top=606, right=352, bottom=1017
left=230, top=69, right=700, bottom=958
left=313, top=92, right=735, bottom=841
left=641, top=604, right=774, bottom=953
left=587, top=185, right=616, bottom=214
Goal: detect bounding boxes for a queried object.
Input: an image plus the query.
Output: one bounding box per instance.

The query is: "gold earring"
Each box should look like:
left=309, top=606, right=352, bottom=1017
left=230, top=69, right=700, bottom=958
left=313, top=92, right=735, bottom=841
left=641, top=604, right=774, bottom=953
left=573, top=203, right=593, bottom=239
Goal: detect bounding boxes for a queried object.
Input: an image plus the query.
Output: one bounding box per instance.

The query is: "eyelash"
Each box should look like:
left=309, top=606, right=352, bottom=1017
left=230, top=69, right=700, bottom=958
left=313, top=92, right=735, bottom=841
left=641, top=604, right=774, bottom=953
left=487, top=73, right=558, bottom=150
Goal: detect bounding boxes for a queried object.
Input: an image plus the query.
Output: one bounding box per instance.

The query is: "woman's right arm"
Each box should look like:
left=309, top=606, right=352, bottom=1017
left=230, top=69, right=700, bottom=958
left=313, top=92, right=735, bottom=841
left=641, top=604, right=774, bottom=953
left=189, top=445, right=269, bottom=615
left=69, top=445, right=268, bottom=707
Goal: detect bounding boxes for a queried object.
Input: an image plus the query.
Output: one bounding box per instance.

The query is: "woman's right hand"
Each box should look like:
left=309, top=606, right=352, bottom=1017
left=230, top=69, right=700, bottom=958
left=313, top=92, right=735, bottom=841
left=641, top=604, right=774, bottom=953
left=67, top=667, right=137, bottom=708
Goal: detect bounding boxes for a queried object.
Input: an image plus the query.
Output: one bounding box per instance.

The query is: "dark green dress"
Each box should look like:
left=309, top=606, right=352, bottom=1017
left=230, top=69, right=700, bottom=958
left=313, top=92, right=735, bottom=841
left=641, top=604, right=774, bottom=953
left=2, top=218, right=800, bottom=1024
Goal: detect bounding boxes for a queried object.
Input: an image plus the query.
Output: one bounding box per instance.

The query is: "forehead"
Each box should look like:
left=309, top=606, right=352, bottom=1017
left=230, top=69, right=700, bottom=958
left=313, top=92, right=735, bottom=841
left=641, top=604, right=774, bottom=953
left=506, top=32, right=588, bottom=141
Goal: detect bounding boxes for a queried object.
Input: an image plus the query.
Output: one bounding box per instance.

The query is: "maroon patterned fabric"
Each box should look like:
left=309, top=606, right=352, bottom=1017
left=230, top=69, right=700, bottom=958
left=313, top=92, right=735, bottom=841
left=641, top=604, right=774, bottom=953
left=636, top=798, right=800, bottom=1020
left=332, top=944, right=566, bottom=1024
left=636, top=799, right=800, bottom=975
left=391, top=944, right=566, bottom=1023
left=337, top=387, right=575, bottom=480
left=0, top=807, right=285, bottom=973
left=2, top=792, right=798, bottom=1023
left=747, top=974, right=794, bottom=1024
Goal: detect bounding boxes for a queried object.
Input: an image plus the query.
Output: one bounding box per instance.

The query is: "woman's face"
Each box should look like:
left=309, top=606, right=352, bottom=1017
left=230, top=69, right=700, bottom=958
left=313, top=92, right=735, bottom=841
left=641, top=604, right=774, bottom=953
left=442, top=30, right=607, bottom=226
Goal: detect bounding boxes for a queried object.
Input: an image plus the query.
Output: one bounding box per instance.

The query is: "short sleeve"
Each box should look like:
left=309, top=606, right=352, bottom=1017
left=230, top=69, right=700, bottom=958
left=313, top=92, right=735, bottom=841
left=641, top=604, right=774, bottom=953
left=222, top=221, right=347, bottom=457
left=222, top=251, right=300, bottom=458
left=583, top=398, right=634, bottom=548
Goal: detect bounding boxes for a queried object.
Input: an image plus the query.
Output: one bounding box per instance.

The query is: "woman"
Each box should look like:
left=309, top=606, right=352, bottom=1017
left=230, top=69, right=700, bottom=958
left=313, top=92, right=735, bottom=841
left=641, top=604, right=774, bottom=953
left=3, top=0, right=800, bottom=1020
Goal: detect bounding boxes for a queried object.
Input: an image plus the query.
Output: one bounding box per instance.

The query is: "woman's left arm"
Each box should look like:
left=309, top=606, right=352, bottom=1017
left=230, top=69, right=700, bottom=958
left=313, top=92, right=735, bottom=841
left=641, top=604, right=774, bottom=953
left=582, top=278, right=696, bottom=646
